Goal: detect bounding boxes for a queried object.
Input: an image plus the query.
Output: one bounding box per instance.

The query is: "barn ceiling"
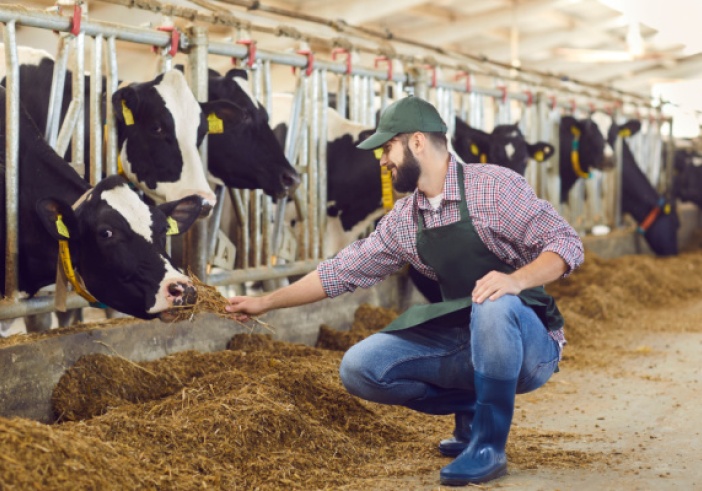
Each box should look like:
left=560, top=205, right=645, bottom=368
left=5, top=0, right=702, bottom=112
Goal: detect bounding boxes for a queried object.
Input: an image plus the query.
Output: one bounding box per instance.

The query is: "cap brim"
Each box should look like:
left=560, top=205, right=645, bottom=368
left=356, top=131, right=396, bottom=150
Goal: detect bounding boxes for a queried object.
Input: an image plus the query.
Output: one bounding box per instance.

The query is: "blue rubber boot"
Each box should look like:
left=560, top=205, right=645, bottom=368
left=439, top=374, right=517, bottom=486
left=438, top=410, right=474, bottom=457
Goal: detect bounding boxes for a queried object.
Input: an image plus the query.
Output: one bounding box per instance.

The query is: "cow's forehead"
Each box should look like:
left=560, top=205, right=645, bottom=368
left=99, top=184, right=154, bottom=243
left=230, top=74, right=258, bottom=109
left=590, top=112, right=611, bottom=139
left=154, top=70, right=202, bottom=122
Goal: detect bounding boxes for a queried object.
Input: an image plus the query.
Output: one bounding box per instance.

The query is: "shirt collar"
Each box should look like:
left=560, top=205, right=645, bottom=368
left=416, top=154, right=461, bottom=210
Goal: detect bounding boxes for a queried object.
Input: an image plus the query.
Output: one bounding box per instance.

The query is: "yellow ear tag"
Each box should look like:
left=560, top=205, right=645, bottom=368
left=664, top=203, right=671, bottom=214
left=166, top=216, right=179, bottom=236
left=373, top=147, right=384, bottom=160
left=534, top=150, right=545, bottom=162
left=121, top=100, right=134, bottom=126
left=619, top=128, right=631, bottom=138
left=470, top=143, right=479, bottom=155
left=56, top=214, right=70, bottom=238
left=208, top=113, right=224, bottom=134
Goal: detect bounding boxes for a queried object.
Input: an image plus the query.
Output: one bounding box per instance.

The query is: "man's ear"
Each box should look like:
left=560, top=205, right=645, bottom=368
left=157, top=195, right=204, bottom=236
left=36, top=198, right=79, bottom=241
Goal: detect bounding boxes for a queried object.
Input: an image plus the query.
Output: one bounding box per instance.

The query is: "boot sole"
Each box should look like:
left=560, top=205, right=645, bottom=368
left=440, top=465, right=507, bottom=486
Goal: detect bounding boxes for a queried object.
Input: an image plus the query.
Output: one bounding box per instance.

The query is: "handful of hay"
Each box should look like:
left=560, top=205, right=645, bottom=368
left=164, top=275, right=231, bottom=322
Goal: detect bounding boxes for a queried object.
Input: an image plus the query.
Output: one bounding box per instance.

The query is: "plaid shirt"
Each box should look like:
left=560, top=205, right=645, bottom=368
left=318, top=157, right=585, bottom=352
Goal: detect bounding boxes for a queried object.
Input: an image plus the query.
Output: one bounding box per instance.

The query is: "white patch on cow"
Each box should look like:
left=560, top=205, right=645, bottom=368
left=270, top=93, right=368, bottom=142
left=323, top=208, right=386, bottom=259
left=0, top=44, right=53, bottom=80
left=231, top=74, right=260, bottom=110
left=505, top=142, right=516, bottom=160
left=124, top=69, right=215, bottom=206
left=147, top=257, right=191, bottom=313
left=101, top=183, right=153, bottom=243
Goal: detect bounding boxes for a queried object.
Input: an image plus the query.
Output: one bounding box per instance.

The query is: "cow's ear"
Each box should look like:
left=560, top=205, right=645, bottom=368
left=527, top=142, right=555, bottom=163
left=618, top=119, right=642, bottom=138
left=460, top=126, right=489, bottom=157
left=225, top=68, right=248, bottom=81
left=157, top=196, right=203, bottom=236
left=36, top=198, right=79, bottom=241
left=112, top=86, right=139, bottom=126
left=201, top=100, right=251, bottom=133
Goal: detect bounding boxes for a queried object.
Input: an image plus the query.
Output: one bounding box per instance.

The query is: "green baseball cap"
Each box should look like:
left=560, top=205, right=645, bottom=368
left=356, top=96, right=448, bottom=150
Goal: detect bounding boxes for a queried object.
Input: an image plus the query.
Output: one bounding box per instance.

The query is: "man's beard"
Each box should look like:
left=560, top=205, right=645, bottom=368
left=392, top=143, right=421, bottom=193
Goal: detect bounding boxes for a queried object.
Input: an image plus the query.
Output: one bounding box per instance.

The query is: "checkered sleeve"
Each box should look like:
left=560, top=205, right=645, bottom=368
left=494, top=173, right=584, bottom=276
left=317, top=208, right=409, bottom=298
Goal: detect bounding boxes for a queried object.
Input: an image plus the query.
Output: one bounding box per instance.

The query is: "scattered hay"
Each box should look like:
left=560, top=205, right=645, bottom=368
left=315, top=303, right=398, bottom=351
left=166, top=274, right=232, bottom=322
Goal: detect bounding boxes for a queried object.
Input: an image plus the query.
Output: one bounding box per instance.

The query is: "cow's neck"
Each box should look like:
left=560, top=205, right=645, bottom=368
left=620, top=140, right=660, bottom=224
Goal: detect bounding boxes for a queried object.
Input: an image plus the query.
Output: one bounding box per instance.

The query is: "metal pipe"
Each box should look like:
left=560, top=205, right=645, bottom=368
left=46, top=34, right=70, bottom=146
left=71, top=31, right=85, bottom=171
left=90, top=34, right=103, bottom=185
left=207, top=260, right=319, bottom=287
left=3, top=21, right=20, bottom=299
left=104, top=36, right=118, bottom=177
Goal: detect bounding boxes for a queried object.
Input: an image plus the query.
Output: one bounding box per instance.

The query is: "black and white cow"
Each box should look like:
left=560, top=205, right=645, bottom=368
left=607, top=119, right=679, bottom=256
left=452, top=119, right=554, bottom=173
left=270, top=93, right=381, bottom=258
left=203, top=68, right=300, bottom=199
left=0, top=86, right=202, bottom=321
left=673, top=148, right=702, bottom=209
left=559, top=114, right=616, bottom=202
left=0, top=45, right=217, bottom=211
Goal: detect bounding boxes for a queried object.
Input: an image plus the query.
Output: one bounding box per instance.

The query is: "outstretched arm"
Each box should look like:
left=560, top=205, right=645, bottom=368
left=226, top=270, right=328, bottom=318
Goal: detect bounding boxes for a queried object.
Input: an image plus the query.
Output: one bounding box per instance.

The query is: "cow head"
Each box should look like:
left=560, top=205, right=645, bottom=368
left=608, top=119, right=679, bottom=256
left=559, top=114, right=616, bottom=202
left=112, top=70, right=216, bottom=216
left=673, top=149, right=702, bottom=208
left=452, top=119, right=554, bottom=175
left=205, top=68, right=300, bottom=199
left=36, top=175, right=203, bottom=320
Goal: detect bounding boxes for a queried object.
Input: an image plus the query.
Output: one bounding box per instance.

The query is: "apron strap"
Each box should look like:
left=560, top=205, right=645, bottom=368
left=417, top=162, right=470, bottom=233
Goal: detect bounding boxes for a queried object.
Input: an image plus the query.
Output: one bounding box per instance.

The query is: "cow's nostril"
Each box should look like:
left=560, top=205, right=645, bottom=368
left=168, top=283, right=183, bottom=297
left=200, top=202, right=214, bottom=217
left=183, top=285, right=197, bottom=305
left=282, top=171, right=301, bottom=192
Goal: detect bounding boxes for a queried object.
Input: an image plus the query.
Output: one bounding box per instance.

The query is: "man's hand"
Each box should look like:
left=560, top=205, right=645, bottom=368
left=471, top=271, right=523, bottom=304
left=225, top=296, right=269, bottom=321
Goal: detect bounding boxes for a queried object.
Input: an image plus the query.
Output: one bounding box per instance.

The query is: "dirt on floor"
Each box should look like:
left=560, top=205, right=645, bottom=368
left=2, top=247, right=702, bottom=490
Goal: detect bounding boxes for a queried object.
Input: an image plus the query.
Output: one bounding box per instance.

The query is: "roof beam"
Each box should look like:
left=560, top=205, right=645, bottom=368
left=394, top=0, right=576, bottom=47
left=306, top=0, right=429, bottom=25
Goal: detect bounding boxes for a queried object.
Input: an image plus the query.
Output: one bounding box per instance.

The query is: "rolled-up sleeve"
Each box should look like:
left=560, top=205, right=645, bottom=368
left=317, top=210, right=409, bottom=298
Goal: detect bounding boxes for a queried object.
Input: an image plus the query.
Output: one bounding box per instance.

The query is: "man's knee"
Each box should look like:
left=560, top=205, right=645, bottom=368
left=471, top=295, right=522, bottom=333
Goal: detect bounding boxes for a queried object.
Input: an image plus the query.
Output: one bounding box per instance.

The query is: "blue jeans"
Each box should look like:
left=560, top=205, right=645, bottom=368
left=339, top=295, right=560, bottom=415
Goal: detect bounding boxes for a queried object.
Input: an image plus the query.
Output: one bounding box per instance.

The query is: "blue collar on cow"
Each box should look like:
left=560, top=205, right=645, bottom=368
left=55, top=214, right=107, bottom=309
left=637, top=197, right=669, bottom=234
left=570, top=126, right=591, bottom=179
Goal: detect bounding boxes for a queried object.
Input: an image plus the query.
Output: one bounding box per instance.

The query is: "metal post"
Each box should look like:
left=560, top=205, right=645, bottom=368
left=3, top=21, right=20, bottom=299
left=183, top=25, right=209, bottom=280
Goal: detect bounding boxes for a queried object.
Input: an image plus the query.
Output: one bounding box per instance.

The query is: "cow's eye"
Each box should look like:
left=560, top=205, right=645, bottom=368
left=99, top=229, right=113, bottom=239
left=152, top=124, right=164, bottom=135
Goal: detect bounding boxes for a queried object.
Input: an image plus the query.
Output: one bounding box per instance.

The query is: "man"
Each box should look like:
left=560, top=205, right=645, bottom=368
left=226, top=96, right=584, bottom=485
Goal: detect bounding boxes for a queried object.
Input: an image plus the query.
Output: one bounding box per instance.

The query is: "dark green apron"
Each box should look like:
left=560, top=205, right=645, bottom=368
left=383, top=164, right=564, bottom=332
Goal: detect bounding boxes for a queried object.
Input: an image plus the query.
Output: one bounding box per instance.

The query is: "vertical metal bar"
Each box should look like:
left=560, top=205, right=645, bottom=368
left=90, top=34, right=103, bottom=186
left=337, top=73, right=347, bottom=117
left=307, top=70, right=319, bottom=259
left=318, top=68, right=328, bottom=260
left=3, top=22, right=20, bottom=299
left=46, top=35, right=69, bottom=146
left=183, top=25, right=209, bottom=280
left=104, top=36, right=118, bottom=176
left=71, top=31, right=85, bottom=169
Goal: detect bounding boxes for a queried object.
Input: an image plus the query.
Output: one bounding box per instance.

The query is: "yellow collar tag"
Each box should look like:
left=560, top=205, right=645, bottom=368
left=619, top=128, right=631, bottom=138
left=533, top=150, right=544, bottom=162
left=58, top=240, right=98, bottom=303
left=380, top=167, right=394, bottom=212
left=56, top=214, right=70, bottom=238
left=166, top=216, right=179, bottom=236
left=208, top=113, right=224, bottom=134
left=470, top=143, right=479, bottom=155
left=121, top=100, right=135, bottom=126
